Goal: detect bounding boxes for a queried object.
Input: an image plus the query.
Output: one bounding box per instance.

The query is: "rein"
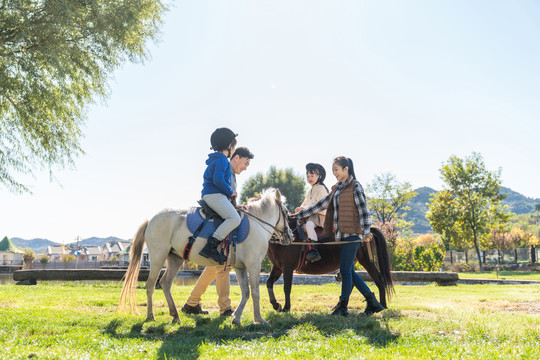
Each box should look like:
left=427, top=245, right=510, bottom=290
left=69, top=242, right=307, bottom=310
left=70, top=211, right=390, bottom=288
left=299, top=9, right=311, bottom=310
left=234, top=203, right=289, bottom=240
left=269, top=234, right=371, bottom=246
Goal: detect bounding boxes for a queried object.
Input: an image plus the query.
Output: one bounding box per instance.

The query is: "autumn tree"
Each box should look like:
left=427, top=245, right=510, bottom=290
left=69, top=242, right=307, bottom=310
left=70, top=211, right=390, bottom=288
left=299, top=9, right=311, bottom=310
left=366, top=172, right=417, bottom=231
left=0, top=0, right=166, bottom=192
left=427, top=152, right=510, bottom=270
left=240, top=166, right=305, bottom=212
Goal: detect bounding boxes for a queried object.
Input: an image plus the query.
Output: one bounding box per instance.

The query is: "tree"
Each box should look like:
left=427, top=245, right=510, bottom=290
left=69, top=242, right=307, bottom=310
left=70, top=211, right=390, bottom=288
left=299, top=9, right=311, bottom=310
left=240, top=166, right=305, bottom=212
left=427, top=153, right=509, bottom=270
left=365, top=172, right=417, bottom=229
left=38, top=254, right=50, bottom=269
left=426, top=190, right=467, bottom=250
left=62, top=254, right=76, bottom=267
left=22, top=248, right=36, bottom=268
left=1, top=0, right=166, bottom=193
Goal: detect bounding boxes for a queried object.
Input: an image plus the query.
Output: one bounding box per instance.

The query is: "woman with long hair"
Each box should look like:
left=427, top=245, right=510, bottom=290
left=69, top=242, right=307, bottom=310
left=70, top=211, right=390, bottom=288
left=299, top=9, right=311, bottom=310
left=294, top=156, right=384, bottom=316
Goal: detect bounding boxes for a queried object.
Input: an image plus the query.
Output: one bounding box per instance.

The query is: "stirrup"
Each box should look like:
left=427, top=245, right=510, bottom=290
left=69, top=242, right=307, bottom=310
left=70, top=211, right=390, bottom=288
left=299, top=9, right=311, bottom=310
left=306, top=248, right=321, bottom=262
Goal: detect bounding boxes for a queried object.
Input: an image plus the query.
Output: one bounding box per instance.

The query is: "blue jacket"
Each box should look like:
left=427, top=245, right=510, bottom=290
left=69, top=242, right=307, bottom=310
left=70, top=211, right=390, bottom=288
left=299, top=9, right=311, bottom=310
left=201, top=152, right=233, bottom=198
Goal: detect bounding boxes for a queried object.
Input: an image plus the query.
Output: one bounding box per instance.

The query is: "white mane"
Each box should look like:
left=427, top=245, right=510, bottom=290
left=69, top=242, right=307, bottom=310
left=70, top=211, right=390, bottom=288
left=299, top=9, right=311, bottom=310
left=247, top=188, right=287, bottom=216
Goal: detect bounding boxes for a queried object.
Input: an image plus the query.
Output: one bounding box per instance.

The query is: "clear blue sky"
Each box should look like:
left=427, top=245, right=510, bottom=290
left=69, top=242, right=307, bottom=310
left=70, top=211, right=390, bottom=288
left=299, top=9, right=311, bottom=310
left=2, top=0, right=539, bottom=243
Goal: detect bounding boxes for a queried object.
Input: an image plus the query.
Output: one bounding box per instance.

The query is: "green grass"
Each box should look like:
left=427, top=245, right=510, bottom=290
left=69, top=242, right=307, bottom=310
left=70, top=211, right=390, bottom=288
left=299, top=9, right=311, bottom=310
left=458, top=271, right=540, bottom=280
left=1, top=281, right=539, bottom=359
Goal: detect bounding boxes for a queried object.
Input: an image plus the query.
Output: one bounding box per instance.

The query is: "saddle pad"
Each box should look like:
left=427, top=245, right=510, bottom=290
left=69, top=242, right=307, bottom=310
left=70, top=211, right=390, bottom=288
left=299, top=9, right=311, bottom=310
left=186, top=207, right=250, bottom=244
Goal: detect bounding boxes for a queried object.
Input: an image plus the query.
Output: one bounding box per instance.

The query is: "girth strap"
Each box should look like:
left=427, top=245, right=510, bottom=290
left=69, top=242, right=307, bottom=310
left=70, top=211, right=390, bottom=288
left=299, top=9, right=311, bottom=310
left=183, top=216, right=210, bottom=260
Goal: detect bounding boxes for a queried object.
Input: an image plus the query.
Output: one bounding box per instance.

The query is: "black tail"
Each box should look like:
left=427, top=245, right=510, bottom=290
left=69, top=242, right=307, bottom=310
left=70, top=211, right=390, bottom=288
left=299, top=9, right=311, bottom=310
left=370, top=227, right=395, bottom=299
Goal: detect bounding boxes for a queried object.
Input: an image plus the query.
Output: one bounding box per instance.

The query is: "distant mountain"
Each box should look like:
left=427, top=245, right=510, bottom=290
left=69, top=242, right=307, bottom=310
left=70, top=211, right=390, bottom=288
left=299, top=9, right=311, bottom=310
left=78, top=236, right=130, bottom=247
left=500, top=187, right=540, bottom=214
left=401, top=187, right=540, bottom=234
left=9, top=187, right=539, bottom=250
left=11, top=238, right=60, bottom=254
left=9, top=236, right=130, bottom=254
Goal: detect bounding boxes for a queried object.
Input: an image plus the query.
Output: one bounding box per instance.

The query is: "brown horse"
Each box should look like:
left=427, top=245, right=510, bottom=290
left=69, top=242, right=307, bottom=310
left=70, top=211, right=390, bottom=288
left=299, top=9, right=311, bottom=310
left=266, top=218, right=394, bottom=312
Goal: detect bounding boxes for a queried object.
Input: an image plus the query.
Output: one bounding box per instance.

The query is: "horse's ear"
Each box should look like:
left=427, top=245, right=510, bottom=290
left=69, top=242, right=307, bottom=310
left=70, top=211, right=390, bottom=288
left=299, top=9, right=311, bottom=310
left=275, top=189, right=282, bottom=202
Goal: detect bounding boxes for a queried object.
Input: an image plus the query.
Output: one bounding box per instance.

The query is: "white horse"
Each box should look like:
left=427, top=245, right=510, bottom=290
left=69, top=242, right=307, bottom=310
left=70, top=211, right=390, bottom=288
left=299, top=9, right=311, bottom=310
left=120, top=188, right=293, bottom=326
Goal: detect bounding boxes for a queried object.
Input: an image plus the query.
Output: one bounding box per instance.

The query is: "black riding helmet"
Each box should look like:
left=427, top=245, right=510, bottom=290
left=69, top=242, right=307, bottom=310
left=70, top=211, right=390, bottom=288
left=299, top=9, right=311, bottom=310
left=210, top=128, right=238, bottom=152
left=305, top=163, right=326, bottom=184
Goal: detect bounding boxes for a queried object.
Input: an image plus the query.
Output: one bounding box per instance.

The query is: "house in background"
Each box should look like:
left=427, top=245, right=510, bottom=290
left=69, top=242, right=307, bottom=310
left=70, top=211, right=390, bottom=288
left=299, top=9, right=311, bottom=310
left=83, top=246, right=106, bottom=262
left=103, top=241, right=129, bottom=260
left=117, top=244, right=149, bottom=267
left=0, top=236, right=24, bottom=270
left=47, top=246, right=66, bottom=261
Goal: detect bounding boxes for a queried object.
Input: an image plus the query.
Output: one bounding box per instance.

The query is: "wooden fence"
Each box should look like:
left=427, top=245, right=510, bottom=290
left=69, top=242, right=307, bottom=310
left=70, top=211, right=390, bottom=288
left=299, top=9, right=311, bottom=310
left=444, top=247, right=538, bottom=265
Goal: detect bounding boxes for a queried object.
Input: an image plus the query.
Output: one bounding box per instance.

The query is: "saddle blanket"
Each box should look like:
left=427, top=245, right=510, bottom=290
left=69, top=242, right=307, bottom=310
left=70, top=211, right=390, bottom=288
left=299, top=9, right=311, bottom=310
left=186, top=207, right=250, bottom=244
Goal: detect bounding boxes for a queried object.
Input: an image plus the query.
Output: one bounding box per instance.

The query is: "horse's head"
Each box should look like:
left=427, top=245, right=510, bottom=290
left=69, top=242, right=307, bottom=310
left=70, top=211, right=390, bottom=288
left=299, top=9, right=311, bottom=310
left=272, top=189, right=294, bottom=245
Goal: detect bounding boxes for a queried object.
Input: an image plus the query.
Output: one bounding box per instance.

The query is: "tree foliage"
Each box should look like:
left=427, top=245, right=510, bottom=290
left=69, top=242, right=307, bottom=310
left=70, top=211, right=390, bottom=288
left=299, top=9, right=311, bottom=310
left=427, top=152, right=510, bottom=270
left=0, top=0, right=166, bottom=192
left=366, top=172, right=417, bottom=230
left=22, top=248, right=35, bottom=263
left=239, top=166, right=306, bottom=212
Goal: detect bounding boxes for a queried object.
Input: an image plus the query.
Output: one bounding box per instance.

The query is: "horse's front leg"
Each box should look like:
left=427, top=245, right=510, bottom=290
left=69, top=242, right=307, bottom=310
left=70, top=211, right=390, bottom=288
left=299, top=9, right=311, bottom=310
left=232, top=266, right=250, bottom=325
left=248, top=262, right=269, bottom=326
left=266, top=266, right=283, bottom=312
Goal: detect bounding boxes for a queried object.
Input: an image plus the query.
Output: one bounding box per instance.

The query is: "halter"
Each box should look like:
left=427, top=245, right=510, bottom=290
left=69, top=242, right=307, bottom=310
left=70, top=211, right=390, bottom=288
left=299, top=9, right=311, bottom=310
left=235, top=200, right=292, bottom=245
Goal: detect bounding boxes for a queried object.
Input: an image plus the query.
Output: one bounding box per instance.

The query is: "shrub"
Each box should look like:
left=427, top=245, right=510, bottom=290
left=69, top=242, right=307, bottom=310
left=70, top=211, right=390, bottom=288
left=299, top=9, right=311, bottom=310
left=390, top=235, right=446, bottom=271
left=38, top=255, right=50, bottom=266
left=62, top=254, right=76, bottom=266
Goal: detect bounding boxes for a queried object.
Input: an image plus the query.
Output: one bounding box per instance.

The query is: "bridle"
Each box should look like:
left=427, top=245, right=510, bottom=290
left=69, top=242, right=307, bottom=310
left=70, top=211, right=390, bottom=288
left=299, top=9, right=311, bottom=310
left=235, top=200, right=292, bottom=245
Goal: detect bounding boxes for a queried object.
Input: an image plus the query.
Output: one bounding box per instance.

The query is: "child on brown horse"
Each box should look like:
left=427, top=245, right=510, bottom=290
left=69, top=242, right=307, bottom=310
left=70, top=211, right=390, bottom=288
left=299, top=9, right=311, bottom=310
left=295, top=163, right=329, bottom=262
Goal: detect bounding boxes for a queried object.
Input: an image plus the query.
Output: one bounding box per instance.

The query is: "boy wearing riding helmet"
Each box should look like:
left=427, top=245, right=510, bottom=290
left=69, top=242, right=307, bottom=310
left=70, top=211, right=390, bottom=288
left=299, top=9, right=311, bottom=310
left=294, top=156, right=385, bottom=316
left=199, top=128, right=241, bottom=264
left=295, top=163, right=329, bottom=262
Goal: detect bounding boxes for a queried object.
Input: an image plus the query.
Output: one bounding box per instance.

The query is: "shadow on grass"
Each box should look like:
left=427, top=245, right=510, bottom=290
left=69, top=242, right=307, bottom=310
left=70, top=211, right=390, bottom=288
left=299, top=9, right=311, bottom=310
left=104, top=309, right=402, bottom=359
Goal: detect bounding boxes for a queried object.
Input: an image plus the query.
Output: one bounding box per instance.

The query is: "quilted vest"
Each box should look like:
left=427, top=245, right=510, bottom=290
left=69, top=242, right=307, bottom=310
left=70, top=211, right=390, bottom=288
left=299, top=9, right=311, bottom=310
left=323, top=177, right=363, bottom=237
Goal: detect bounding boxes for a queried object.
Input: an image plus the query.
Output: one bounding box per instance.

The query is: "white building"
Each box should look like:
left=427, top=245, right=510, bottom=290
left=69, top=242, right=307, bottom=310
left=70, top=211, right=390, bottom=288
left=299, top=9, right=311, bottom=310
left=0, top=236, right=24, bottom=269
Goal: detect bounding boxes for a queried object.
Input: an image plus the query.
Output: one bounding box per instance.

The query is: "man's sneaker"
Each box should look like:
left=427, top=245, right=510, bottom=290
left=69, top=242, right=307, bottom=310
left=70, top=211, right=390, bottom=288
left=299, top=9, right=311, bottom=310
left=181, top=303, right=208, bottom=315
left=220, top=309, right=234, bottom=317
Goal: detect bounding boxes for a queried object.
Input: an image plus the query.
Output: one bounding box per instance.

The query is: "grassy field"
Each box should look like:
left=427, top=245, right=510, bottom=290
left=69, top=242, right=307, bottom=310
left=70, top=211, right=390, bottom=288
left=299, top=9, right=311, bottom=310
left=458, top=271, right=540, bottom=280
left=1, top=281, right=539, bottom=359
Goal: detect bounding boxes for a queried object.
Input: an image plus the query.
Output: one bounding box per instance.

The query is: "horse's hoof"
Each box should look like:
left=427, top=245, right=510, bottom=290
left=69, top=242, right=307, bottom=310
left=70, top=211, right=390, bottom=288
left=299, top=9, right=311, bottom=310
left=282, top=307, right=290, bottom=313
left=172, top=317, right=180, bottom=323
left=274, top=303, right=282, bottom=312
left=256, top=319, right=270, bottom=326
left=146, top=316, right=156, bottom=322
left=232, top=318, right=241, bottom=326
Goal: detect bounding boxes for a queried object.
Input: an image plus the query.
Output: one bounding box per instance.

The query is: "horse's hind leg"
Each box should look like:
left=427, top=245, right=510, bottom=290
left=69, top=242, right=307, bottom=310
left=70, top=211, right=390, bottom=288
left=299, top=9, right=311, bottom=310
left=232, top=266, right=249, bottom=325
left=357, top=250, right=387, bottom=308
left=160, top=252, right=183, bottom=322
left=146, top=248, right=169, bottom=321
left=266, top=266, right=283, bottom=312
left=282, top=265, right=295, bottom=312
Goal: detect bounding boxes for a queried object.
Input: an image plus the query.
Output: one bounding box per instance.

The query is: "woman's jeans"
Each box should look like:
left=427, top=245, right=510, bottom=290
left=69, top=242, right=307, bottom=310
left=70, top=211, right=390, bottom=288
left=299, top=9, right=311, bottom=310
left=339, top=235, right=372, bottom=300
left=202, top=193, right=241, bottom=241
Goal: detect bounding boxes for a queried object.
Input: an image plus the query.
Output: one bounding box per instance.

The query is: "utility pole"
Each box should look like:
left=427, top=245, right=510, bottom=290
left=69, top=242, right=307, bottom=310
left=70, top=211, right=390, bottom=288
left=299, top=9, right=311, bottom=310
left=75, top=236, right=80, bottom=269
left=534, top=204, right=540, bottom=264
